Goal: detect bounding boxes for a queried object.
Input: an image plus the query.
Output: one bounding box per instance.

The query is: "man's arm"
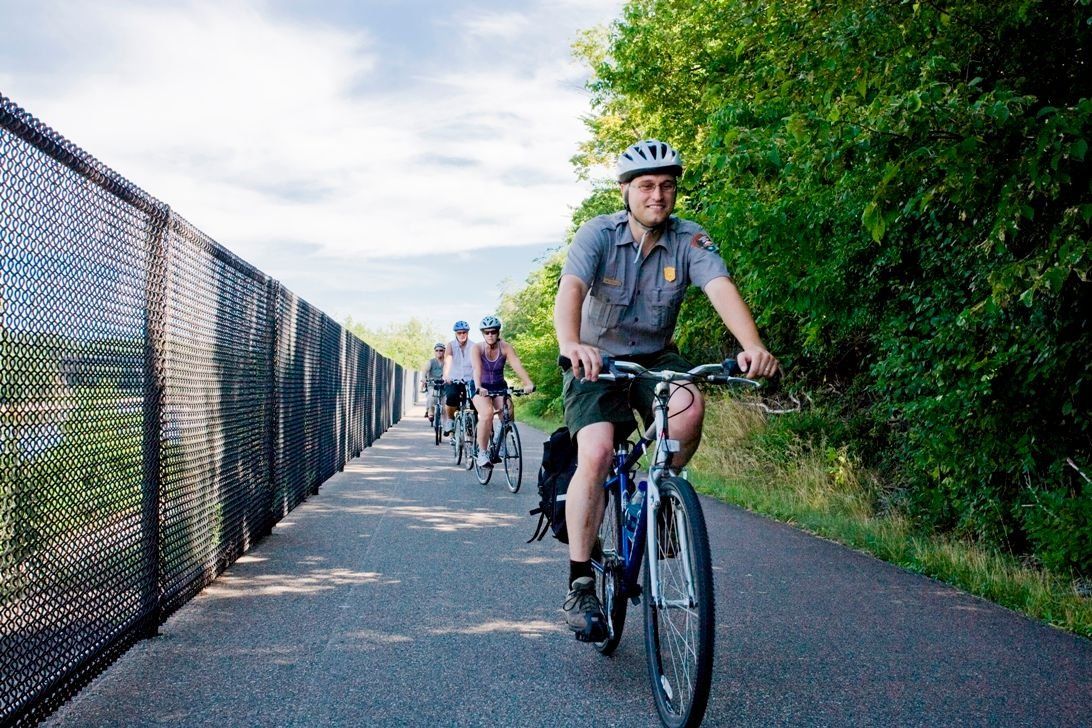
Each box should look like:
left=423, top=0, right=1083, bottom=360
left=502, top=341, right=534, bottom=392
left=442, top=346, right=453, bottom=381
left=554, top=274, right=603, bottom=380
left=704, top=276, right=779, bottom=378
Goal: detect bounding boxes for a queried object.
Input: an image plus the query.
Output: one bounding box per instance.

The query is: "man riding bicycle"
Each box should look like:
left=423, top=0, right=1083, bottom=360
left=442, top=320, right=475, bottom=436
left=470, top=315, right=535, bottom=469
left=554, top=139, right=779, bottom=641
left=421, top=342, right=446, bottom=422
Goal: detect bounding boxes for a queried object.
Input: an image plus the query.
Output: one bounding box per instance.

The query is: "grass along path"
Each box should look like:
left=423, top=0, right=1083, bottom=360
left=518, top=397, right=1091, bottom=639
left=691, top=393, right=1092, bottom=640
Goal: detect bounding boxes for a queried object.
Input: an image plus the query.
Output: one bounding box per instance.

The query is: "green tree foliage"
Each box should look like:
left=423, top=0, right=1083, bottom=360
left=345, top=317, right=443, bottom=371
left=527, top=0, right=1090, bottom=574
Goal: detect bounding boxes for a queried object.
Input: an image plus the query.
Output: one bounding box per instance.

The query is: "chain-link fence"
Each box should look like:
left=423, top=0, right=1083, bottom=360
left=0, top=94, right=405, bottom=726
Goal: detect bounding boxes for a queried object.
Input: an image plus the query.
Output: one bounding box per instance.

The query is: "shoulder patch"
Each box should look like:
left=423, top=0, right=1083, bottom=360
left=690, top=232, right=718, bottom=253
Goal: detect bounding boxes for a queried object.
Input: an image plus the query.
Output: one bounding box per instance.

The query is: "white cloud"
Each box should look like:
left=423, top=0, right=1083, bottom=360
left=462, top=11, right=532, bottom=39
left=0, top=0, right=625, bottom=326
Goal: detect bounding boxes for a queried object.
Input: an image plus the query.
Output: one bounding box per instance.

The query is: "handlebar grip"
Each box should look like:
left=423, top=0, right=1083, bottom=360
left=558, top=354, right=614, bottom=375
left=724, top=357, right=783, bottom=387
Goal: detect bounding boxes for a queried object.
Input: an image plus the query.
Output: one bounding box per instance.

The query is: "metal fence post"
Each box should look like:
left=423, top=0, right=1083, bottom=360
left=141, top=204, right=171, bottom=638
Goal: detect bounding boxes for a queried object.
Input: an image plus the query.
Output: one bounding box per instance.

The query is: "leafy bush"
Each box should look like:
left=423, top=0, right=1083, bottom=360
left=1020, top=473, right=1092, bottom=574
left=506, top=0, right=1092, bottom=576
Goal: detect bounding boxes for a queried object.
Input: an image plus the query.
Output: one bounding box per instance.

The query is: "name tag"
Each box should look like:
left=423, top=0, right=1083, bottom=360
left=602, top=276, right=622, bottom=287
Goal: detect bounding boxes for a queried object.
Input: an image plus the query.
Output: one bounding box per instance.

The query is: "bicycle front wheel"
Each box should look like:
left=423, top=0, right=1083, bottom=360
left=433, top=402, right=443, bottom=445
left=643, top=477, right=714, bottom=728
left=502, top=423, right=523, bottom=493
left=594, top=484, right=628, bottom=656
left=452, top=415, right=464, bottom=464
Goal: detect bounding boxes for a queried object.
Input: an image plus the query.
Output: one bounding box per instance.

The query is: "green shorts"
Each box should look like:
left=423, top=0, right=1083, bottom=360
left=562, top=349, right=693, bottom=438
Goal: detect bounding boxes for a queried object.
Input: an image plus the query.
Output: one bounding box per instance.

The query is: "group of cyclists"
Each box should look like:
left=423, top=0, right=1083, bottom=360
left=421, top=316, right=535, bottom=469
left=422, top=139, right=779, bottom=651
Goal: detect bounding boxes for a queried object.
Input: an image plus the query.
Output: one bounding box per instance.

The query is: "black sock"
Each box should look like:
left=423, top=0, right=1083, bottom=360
left=569, top=560, right=593, bottom=588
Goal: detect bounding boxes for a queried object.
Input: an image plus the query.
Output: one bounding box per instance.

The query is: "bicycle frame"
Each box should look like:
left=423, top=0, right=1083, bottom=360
left=480, top=388, right=524, bottom=453
left=592, top=359, right=758, bottom=608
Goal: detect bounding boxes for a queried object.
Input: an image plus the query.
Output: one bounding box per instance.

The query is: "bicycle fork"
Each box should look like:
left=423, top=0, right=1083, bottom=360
left=645, top=383, right=699, bottom=611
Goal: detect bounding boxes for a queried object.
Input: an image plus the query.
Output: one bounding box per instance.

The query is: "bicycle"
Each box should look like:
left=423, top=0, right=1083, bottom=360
left=563, top=355, right=760, bottom=728
left=471, top=387, right=527, bottom=491
left=426, top=378, right=444, bottom=446
left=449, top=382, right=477, bottom=467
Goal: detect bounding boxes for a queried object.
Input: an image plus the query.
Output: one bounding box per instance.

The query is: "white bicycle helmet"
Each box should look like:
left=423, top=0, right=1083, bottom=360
left=479, top=315, right=502, bottom=331
left=433, top=342, right=446, bottom=351
left=616, top=139, right=683, bottom=182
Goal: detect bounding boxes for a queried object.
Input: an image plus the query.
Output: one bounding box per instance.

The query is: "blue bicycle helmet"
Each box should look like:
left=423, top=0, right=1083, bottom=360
left=479, top=315, right=502, bottom=331
left=453, top=320, right=469, bottom=332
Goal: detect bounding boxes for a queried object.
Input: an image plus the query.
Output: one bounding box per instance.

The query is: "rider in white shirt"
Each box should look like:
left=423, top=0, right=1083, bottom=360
left=441, top=320, right=475, bottom=435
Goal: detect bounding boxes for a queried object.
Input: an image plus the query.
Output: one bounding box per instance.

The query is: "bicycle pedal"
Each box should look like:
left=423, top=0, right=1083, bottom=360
left=573, top=627, right=606, bottom=643
left=629, top=585, right=643, bottom=605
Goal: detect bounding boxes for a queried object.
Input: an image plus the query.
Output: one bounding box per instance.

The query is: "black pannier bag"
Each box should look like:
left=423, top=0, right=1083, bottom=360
left=528, top=426, right=578, bottom=543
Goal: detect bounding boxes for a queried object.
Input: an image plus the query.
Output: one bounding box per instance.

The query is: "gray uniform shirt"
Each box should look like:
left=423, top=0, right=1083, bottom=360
left=423, top=358, right=444, bottom=380
left=561, top=211, right=730, bottom=357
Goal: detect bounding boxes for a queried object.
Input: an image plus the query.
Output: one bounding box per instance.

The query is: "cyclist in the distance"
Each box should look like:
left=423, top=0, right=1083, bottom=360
left=470, top=315, right=534, bottom=469
left=554, top=139, right=779, bottom=641
left=441, top=320, right=475, bottom=437
left=421, top=342, right=446, bottom=422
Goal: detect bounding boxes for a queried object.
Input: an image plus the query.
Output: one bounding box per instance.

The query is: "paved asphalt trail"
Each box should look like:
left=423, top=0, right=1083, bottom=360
left=46, top=408, right=1090, bottom=727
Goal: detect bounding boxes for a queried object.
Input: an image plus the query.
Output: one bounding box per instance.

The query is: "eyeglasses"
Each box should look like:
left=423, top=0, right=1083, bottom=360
left=482, top=329, right=500, bottom=336
left=455, top=330, right=469, bottom=335
left=632, top=180, right=677, bottom=194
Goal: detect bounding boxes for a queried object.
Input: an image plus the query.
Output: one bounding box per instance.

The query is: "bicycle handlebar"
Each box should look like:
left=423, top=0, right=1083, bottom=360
left=482, top=387, right=529, bottom=397
left=557, top=355, right=762, bottom=388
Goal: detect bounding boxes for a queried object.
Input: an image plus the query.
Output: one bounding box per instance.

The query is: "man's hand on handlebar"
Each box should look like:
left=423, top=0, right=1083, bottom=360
left=560, top=342, right=604, bottom=381
left=736, top=347, right=779, bottom=379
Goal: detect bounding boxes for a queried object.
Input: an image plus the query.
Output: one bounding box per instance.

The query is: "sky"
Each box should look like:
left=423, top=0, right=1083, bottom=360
left=0, top=0, right=625, bottom=342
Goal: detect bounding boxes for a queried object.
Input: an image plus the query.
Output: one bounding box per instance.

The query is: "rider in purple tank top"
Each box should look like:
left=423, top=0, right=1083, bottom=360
left=480, top=345, right=507, bottom=391
left=471, top=315, right=535, bottom=469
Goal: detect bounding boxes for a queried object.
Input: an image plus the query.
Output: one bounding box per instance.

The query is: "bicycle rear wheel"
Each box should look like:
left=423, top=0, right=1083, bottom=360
left=474, top=424, right=493, bottom=485
left=594, top=483, right=628, bottom=655
left=643, top=477, right=714, bottom=728
left=502, top=423, right=522, bottom=493
left=463, top=414, right=477, bottom=471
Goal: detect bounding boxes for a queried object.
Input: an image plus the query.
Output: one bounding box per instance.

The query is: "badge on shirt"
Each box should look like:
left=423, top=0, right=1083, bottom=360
left=663, top=266, right=676, bottom=282
left=690, top=232, right=718, bottom=253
